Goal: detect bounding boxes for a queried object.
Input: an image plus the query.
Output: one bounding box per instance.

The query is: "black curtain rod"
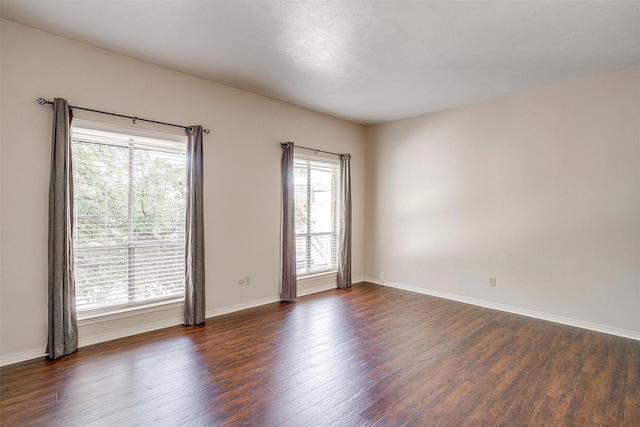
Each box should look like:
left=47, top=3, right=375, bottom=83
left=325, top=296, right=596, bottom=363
left=281, top=142, right=348, bottom=158
left=37, top=98, right=210, bottom=134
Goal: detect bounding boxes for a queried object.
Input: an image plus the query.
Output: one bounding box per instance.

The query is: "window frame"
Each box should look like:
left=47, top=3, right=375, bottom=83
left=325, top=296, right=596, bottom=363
left=71, top=120, right=188, bottom=318
left=293, top=152, right=341, bottom=277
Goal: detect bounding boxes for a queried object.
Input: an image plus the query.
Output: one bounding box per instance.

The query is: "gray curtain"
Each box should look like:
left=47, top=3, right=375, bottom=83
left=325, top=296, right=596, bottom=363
left=337, top=154, right=352, bottom=289
left=281, top=142, right=297, bottom=301
left=47, top=98, right=78, bottom=359
left=184, top=126, right=206, bottom=325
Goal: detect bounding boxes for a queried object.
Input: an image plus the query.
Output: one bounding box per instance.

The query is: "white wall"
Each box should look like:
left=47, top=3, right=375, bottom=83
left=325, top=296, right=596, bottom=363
left=366, top=66, right=640, bottom=337
left=0, top=20, right=366, bottom=364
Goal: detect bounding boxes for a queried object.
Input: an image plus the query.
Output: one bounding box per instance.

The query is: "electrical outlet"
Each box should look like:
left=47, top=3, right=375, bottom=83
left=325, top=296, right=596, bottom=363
left=245, top=276, right=251, bottom=286
left=489, top=277, right=496, bottom=287
left=380, top=272, right=384, bottom=284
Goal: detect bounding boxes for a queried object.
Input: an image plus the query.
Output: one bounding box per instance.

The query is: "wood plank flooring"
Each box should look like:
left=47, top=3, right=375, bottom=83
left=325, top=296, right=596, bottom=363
left=1, top=283, right=638, bottom=426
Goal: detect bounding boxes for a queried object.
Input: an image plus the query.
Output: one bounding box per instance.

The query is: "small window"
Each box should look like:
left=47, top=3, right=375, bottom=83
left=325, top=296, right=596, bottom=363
left=294, top=155, right=341, bottom=276
left=71, top=121, right=187, bottom=315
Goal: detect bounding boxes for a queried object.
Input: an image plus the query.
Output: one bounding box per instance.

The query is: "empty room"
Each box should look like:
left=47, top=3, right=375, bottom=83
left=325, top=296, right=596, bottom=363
left=0, top=1, right=638, bottom=426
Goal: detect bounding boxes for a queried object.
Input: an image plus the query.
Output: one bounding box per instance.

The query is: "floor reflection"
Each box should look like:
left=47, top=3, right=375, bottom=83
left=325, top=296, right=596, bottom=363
left=52, top=336, right=220, bottom=425
left=237, top=291, right=376, bottom=426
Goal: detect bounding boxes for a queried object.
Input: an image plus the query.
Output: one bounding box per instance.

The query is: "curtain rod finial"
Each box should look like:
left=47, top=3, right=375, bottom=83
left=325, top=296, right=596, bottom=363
left=37, top=98, right=50, bottom=105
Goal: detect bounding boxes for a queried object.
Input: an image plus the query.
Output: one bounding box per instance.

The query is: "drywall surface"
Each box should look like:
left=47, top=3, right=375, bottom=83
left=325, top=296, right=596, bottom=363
left=0, top=19, right=366, bottom=364
left=366, top=66, right=640, bottom=336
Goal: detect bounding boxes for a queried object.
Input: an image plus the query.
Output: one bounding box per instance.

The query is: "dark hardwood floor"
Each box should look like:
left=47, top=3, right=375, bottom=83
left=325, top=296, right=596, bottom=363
left=1, top=283, right=638, bottom=426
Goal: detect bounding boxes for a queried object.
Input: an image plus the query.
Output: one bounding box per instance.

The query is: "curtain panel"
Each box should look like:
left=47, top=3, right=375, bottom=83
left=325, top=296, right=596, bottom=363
left=337, top=154, right=352, bottom=288
left=281, top=142, right=297, bottom=301
left=47, top=98, right=78, bottom=359
left=184, top=126, right=206, bottom=325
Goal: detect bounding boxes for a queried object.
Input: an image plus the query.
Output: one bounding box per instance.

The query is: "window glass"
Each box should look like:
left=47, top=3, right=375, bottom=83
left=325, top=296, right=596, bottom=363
left=72, top=123, right=187, bottom=314
left=294, top=156, right=340, bottom=276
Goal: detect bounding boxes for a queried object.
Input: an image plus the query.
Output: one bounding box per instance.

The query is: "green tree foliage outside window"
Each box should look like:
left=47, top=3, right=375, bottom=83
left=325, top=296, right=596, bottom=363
left=72, top=126, right=186, bottom=313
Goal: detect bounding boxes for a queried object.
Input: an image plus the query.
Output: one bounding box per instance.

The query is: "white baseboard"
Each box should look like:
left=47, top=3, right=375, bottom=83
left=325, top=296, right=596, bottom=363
left=205, top=296, right=281, bottom=319
left=364, top=277, right=640, bottom=341
left=0, top=348, right=47, bottom=367
left=298, top=283, right=337, bottom=296
left=0, top=279, right=362, bottom=367
left=298, top=277, right=365, bottom=296
left=79, top=317, right=185, bottom=348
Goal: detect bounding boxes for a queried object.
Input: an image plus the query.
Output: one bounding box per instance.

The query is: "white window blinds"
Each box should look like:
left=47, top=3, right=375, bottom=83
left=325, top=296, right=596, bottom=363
left=71, top=124, right=187, bottom=314
left=294, top=155, right=341, bottom=276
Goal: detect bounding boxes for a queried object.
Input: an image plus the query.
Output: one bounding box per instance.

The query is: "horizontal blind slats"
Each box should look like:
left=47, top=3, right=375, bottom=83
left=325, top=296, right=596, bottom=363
left=294, top=156, right=340, bottom=276
left=72, top=126, right=187, bottom=312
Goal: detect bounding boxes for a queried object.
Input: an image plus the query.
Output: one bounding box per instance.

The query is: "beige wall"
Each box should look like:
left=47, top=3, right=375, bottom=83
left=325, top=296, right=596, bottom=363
left=2, top=18, right=638, bottom=365
left=366, top=66, right=640, bottom=337
left=0, top=20, right=366, bottom=364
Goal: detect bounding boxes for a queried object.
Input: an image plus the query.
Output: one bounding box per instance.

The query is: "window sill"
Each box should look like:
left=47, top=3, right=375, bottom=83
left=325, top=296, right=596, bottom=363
left=298, top=270, right=337, bottom=282
left=78, top=298, right=185, bottom=326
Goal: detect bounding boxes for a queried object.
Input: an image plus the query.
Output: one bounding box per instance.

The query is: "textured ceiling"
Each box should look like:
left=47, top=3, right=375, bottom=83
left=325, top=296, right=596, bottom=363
left=2, top=1, right=639, bottom=124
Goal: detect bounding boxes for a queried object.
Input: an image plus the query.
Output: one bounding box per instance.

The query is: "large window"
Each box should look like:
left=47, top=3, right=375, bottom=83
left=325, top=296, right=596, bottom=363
left=294, top=155, right=341, bottom=276
left=72, top=122, right=187, bottom=314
